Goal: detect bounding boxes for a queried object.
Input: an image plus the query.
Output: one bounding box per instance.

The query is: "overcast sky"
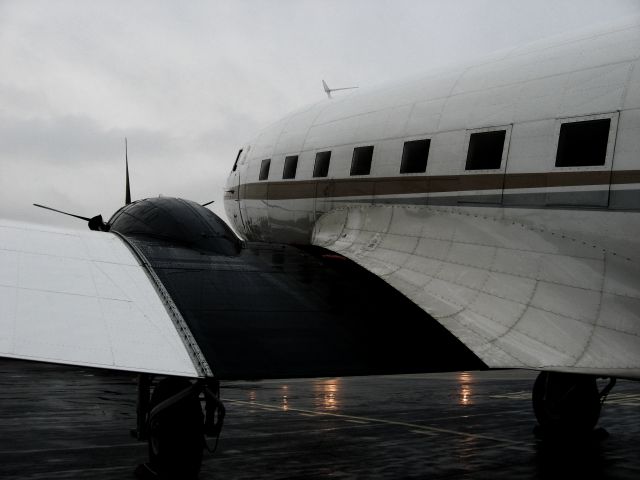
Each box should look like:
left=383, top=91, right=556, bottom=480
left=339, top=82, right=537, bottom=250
left=1, top=0, right=638, bottom=229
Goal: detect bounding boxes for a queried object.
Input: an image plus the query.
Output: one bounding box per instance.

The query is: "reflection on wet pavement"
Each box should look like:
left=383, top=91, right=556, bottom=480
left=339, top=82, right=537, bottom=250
left=458, top=371, right=473, bottom=406
left=314, top=379, right=340, bottom=412
left=1, top=360, right=639, bottom=479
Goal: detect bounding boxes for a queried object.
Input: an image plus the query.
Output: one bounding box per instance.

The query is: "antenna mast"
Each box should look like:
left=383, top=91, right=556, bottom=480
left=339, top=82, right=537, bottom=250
left=125, top=138, right=131, bottom=205
left=322, top=79, right=358, bottom=99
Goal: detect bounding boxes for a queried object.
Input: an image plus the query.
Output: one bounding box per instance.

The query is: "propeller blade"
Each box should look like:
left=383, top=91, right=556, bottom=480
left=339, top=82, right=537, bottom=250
left=33, top=204, right=107, bottom=231
left=33, top=203, right=92, bottom=222
left=125, top=138, right=132, bottom=205
left=201, top=200, right=215, bottom=207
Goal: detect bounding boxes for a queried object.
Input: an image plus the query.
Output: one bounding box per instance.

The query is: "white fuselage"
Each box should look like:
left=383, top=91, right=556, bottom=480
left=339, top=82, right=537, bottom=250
left=225, top=18, right=640, bottom=261
left=224, top=18, right=640, bottom=377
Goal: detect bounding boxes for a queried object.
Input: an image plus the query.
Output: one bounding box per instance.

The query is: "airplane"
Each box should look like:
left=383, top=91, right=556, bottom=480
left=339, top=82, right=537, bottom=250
left=1, top=14, right=639, bottom=478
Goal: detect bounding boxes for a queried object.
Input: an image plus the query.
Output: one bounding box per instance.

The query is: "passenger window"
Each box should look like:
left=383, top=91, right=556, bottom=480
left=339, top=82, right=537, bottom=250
left=555, top=118, right=610, bottom=167
left=400, top=139, right=430, bottom=174
left=282, top=155, right=298, bottom=179
left=313, top=151, right=331, bottom=178
left=259, top=159, right=271, bottom=181
left=465, top=130, right=506, bottom=170
left=350, top=146, right=374, bottom=176
left=232, top=149, right=243, bottom=172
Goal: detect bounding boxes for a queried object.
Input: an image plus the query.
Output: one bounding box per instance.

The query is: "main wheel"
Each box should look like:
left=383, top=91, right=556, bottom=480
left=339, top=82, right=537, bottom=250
left=532, top=371, right=601, bottom=435
left=147, top=377, right=204, bottom=479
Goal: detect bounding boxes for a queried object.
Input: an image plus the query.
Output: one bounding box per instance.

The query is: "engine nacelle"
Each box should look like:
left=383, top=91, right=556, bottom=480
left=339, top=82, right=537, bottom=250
left=108, top=196, right=241, bottom=256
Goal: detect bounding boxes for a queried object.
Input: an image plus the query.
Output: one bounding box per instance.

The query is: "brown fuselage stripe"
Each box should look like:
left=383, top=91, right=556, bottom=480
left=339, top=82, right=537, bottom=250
left=227, top=170, right=640, bottom=201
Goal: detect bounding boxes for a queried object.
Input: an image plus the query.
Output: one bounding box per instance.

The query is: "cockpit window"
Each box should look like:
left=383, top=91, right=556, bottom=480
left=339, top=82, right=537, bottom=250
left=259, top=159, right=271, bottom=181
left=232, top=149, right=243, bottom=172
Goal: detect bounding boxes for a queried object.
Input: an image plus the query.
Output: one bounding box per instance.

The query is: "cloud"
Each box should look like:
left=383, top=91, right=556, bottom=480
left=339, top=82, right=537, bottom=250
left=1, top=0, right=638, bottom=230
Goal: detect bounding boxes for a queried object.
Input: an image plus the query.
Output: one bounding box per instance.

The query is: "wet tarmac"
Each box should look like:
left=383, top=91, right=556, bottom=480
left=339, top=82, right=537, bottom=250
left=1, top=358, right=639, bottom=479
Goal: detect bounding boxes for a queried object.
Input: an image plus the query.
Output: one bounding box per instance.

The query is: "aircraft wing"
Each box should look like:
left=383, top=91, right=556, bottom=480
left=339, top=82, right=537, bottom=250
left=0, top=213, right=484, bottom=380
left=0, top=220, right=206, bottom=377
left=312, top=204, right=640, bottom=379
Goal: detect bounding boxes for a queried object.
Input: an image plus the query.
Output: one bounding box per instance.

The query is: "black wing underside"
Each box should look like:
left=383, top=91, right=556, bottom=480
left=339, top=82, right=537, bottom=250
left=126, top=237, right=485, bottom=380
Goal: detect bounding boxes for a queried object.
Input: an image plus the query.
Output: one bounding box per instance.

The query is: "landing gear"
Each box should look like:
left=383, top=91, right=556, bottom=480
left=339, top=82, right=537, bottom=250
left=532, top=371, right=616, bottom=436
left=133, top=375, right=226, bottom=479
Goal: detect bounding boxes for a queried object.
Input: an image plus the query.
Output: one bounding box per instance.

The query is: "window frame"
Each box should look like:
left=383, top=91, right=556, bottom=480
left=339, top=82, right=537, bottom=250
left=400, top=138, right=431, bottom=174
left=551, top=112, right=619, bottom=172
left=258, top=158, right=271, bottom=181
left=232, top=149, right=243, bottom=172
left=350, top=145, right=375, bottom=176
left=461, top=125, right=512, bottom=175
left=313, top=151, right=332, bottom=178
left=282, top=155, right=299, bottom=180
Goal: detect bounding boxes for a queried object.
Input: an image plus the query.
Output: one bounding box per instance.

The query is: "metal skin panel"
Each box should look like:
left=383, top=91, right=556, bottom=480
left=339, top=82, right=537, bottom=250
left=0, top=220, right=201, bottom=377
left=123, top=236, right=484, bottom=380
left=223, top=19, right=640, bottom=382
left=311, top=205, right=640, bottom=378
left=226, top=18, right=640, bottom=239
left=233, top=17, right=639, bottom=183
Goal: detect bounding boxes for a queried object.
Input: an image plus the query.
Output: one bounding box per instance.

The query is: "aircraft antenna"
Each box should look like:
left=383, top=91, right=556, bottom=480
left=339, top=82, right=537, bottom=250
left=125, top=138, right=132, bottom=205
left=322, top=79, right=358, bottom=99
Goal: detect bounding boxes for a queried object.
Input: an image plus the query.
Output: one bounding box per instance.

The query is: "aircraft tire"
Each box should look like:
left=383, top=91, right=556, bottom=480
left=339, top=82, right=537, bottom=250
left=147, top=377, right=204, bottom=479
left=532, top=371, right=601, bottom=435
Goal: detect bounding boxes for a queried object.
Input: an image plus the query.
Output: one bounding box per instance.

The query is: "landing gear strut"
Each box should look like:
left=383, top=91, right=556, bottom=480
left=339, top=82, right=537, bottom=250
left=132, top=375, right=226, bottom=479
left=532, top=371, right=616, bottom=436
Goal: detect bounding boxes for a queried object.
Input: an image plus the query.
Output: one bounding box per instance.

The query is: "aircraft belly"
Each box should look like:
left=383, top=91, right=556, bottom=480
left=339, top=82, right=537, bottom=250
left=312, top=205, right=640, bottom=378
left=125, top=237, right=485, bottom=380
